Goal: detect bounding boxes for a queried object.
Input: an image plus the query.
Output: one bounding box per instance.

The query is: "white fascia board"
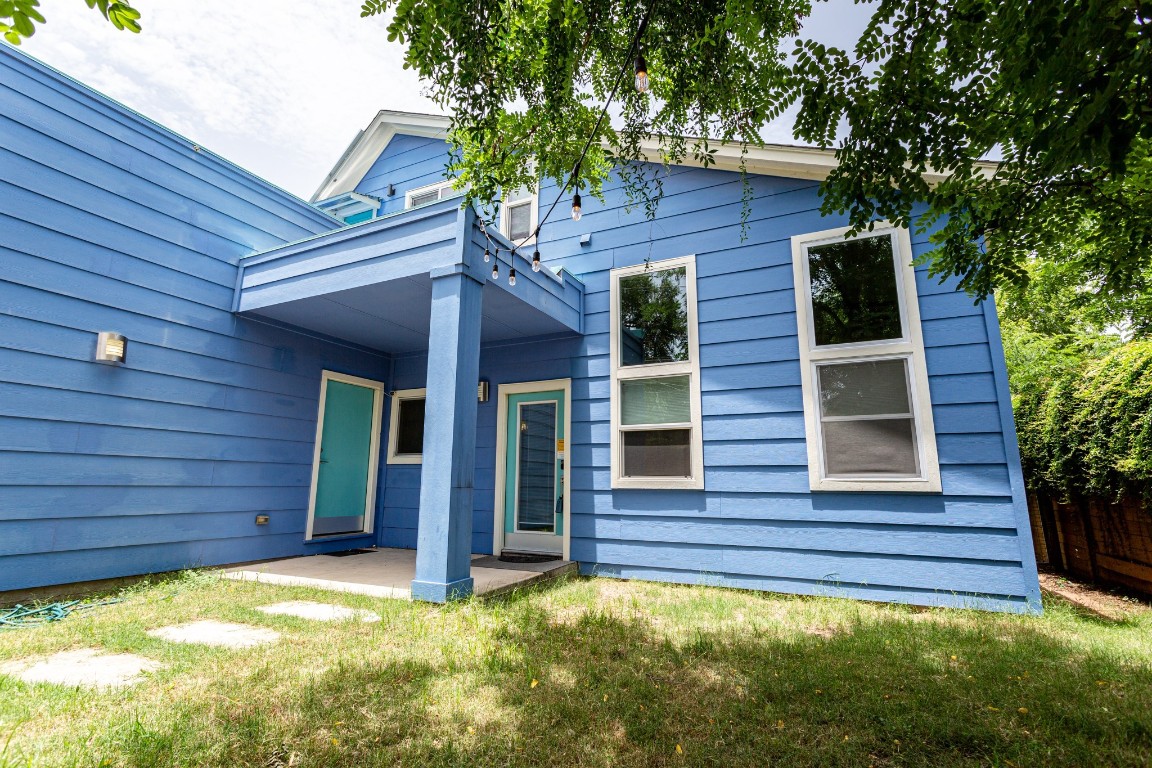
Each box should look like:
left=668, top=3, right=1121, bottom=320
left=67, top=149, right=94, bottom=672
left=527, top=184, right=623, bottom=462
left=311, top=110, right=451, bottom=202
left=636, top=137, right=999, bottom=183
left=310, top=108, right=998, bottom=202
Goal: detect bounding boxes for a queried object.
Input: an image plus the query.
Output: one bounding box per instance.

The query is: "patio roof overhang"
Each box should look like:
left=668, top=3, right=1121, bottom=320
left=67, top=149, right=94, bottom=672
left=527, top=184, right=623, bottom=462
left=233, top=198, right=584, bottom=353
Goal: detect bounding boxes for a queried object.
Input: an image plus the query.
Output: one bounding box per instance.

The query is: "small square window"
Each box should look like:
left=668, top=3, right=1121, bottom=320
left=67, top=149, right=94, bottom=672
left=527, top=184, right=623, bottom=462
left=387, top=389, right=426, bottom=464
left=501, top=184, right=537, bottom=244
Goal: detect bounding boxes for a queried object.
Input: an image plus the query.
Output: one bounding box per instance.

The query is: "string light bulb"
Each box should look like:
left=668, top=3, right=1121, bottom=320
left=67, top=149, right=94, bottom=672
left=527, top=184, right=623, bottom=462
left=532, top=249, right=541, bottom=272
left=508, top=266, right=517, bottom=286
left=571, top=192, right=582, bottom=222
left=484, top=247, right=491, bottom=263
left=491, top=260, right=499, bottom=280
left=634, top=54, right=649, bottom=93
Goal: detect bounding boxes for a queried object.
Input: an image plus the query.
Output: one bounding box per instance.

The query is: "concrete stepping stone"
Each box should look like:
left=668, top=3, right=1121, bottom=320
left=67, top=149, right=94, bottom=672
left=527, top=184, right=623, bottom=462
left=147, top=620, right=280, bottom=648
left=0, top=648, right=162, bottom=689
left=256, top=601, right=380, bottom=623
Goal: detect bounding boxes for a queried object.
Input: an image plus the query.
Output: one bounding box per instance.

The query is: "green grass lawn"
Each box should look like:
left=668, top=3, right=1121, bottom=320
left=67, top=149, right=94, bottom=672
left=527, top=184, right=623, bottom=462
left=1, top=572, right=1150, bottom=767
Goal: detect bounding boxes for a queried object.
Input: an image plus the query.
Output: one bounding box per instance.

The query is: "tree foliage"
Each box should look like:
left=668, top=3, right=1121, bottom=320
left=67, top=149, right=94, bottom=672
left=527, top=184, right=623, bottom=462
left=361, top=0, right=809, bottom=226
left=1, top=0, right=140, bottom=45
left=362, top=0, right=1151, bottom=297
left=1002, top=259, right=1152, bottom=503
left=789, top=0, right=1152, bottom=299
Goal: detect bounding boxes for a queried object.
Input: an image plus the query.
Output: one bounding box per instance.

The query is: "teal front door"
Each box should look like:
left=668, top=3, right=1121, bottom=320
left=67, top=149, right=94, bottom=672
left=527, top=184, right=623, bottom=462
left=308, top=374, right=383, bottom=538
left=502, top=388, right=565, bottom=554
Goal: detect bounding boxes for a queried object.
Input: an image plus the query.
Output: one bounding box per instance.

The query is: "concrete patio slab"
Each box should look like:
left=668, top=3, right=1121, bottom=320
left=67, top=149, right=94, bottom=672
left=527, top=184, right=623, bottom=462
left=256, top=601, right=381, bottom=622
left=147, top=620, right=280, bottom=648
left=0, top=648, right=162, bottom=689
left=224, top=547, right=576, bottom=600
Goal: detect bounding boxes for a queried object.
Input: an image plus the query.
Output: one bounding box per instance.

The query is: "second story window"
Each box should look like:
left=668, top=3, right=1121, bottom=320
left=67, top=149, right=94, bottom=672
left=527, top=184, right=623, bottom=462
left=405, top=181, right=456, bottom=209
left=500, top=185, right=538, bottom=244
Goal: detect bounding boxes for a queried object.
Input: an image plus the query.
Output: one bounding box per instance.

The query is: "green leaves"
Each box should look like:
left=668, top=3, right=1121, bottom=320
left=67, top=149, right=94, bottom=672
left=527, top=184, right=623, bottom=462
left=783, top=0, right=1152, bottom=300
left=2, top=0, right=140, bottom=44
left=364, top=0, right=809, bottom=225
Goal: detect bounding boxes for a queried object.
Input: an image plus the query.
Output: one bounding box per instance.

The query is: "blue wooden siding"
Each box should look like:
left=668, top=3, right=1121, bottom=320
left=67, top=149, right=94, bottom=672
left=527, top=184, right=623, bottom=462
left=0, top=47, right=391, bottom=592
left=355, top=135, right=454, bottom=217
left=531, top=166, right=1036, bottom=611
left=2, top=41, right=1039, bottom=613
left=353, top=131, right=1039, bottom=611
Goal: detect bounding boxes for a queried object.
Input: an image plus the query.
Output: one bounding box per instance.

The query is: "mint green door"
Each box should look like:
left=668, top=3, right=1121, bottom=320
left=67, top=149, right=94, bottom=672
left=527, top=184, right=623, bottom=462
left=311, top=379, right=378, bottom=537
left=503, top=389, right=565, bottom=554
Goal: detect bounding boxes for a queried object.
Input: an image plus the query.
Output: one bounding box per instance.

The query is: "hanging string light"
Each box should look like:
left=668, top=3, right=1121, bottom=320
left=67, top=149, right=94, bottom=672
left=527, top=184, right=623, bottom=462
left=484, top=246, right=491, bottom=263
left=474, top=4, right=654, bottom=288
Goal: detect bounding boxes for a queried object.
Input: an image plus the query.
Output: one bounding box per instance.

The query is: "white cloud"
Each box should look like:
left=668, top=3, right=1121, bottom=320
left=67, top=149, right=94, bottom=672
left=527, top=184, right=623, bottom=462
left=20, top=1, right=871, bottom=198
left=23, top=0, right=444, bottom=198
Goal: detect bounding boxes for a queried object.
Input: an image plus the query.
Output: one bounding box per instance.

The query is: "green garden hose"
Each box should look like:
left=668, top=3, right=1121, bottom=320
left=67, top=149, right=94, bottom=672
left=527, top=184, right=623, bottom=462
left=0, top=599, right=120, bottom=630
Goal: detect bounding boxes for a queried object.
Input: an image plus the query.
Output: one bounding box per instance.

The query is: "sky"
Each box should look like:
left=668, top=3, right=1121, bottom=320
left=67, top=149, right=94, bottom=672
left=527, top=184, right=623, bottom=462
left=20, top=0, right=870, bottom=201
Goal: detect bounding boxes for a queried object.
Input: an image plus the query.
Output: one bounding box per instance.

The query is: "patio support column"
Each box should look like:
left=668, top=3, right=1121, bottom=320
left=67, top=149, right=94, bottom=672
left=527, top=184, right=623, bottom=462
left=411, top=268, right=484, bottom=602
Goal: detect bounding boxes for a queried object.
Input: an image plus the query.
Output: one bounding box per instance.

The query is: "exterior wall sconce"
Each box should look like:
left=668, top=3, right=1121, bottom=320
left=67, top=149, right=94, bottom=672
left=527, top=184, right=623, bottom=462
left=477, top=380, right=490, bottom=402
left=386, top=183, right=396, bottom=196
left=95, top=332, right=127, bottom=364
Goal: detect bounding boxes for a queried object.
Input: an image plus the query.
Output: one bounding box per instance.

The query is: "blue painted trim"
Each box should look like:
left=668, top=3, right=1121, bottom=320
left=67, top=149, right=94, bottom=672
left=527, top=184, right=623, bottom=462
left=980, top=298, right=1043, bottom=613
left=411, top=270, right=485, bottom=602
left=411, top=577, right=474, bottom=602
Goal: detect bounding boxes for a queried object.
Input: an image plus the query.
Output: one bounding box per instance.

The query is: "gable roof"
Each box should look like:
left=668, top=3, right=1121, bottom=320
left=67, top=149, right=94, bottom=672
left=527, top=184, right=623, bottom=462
left=312, top=109, right=999, bottom=202
left=311, top=111, right=450, bottom=202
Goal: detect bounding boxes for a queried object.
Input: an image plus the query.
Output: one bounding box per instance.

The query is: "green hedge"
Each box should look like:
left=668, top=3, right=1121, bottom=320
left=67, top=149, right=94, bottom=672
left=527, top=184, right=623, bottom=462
left=1011, top=335, right=1152, bottom=501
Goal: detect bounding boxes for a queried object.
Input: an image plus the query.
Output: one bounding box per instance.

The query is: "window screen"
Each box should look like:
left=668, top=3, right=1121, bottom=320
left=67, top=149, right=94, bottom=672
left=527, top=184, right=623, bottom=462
left=409, top=190, right=439, bottom=208
left=507, top=201, right=532, bottom=241
left=623, top=429, right=692, bottom=477
left=817, top=359, right=918, bottom=477
left=808, top=234, right=903, bottom=346
left=619, top=267, right=689, bottom=366
left=394, top=398, right=425, bottom=456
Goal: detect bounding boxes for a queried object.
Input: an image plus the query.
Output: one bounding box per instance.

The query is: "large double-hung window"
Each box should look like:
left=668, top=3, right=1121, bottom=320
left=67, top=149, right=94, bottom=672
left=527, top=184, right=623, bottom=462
left=610, top=256, right=704, bottom=489
left=792, top=224, right=941, bottom=492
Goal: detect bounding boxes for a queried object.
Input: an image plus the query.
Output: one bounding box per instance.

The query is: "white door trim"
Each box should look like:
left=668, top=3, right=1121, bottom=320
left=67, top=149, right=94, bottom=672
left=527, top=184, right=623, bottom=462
left=493, top=378, right=572, bottom=561
left=305, top=370, right=386, bottom=541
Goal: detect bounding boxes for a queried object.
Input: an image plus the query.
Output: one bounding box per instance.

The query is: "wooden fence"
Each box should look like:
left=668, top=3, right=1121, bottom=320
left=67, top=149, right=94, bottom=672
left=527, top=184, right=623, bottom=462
left=1028, top=493, right=1152, bottom=595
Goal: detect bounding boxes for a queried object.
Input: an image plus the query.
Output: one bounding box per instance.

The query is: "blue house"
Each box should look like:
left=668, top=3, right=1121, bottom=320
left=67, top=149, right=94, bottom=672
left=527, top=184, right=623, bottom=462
left=0, top=45, right=1042, bottom=611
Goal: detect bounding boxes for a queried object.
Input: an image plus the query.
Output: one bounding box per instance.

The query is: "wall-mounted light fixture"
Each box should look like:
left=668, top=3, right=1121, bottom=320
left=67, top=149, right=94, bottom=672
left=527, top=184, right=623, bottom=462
left=477, top=379, right=490, bottom=402
left=386, top=183, right=396, bottom=196
left=95, top=332, right=127, bottom=364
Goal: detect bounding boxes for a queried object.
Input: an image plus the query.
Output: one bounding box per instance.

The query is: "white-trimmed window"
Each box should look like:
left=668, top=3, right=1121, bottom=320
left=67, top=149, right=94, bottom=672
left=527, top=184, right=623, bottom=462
left=405, top=181, right=456, bottom=209
left=500, top=184, right=538, bottom=244
left=609, top=256, right=704, bottom=489
left=387, top=388, right=426, bottom=464
left=792, top=224, right=941, bottom=492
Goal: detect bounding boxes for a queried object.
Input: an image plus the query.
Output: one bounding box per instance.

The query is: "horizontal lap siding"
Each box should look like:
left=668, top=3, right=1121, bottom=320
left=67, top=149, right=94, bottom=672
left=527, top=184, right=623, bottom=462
left=356, top=135, right=455, bottom=217
left=531, top=165, right=1037, bottom=611
left=0, top=48, right=386, bottom=592
left=379, top=338, right=579, bottom=554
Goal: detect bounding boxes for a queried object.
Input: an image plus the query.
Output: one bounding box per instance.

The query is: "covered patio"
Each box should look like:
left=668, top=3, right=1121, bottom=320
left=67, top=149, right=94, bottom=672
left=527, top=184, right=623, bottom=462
left=224, top=548, right=577, bottom=600
left=234, top=198, right=585, bottom=603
